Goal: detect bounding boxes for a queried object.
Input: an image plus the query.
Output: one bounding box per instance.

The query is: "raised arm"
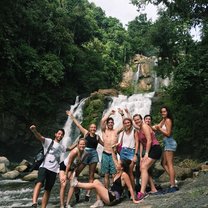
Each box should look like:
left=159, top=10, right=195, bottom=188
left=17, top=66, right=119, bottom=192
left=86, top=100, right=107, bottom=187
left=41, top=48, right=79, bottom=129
left=30, top=125, right=45, bottom=143
left=111, top=145, right=119, bottom=168
left=66, top=110, right=88, bottom=135
left=100, top=110, right=116, bottom=131
left=97, top=135, right=104, bottom=146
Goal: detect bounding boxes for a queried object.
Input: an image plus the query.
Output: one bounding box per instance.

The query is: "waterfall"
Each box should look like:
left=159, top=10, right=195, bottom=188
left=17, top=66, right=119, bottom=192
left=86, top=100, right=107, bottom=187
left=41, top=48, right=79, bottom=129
left=60, top=97, right=87, bottom=160
left=61, top=92, right=155, bottom=161
left=132, top=63, right=141, bottom=93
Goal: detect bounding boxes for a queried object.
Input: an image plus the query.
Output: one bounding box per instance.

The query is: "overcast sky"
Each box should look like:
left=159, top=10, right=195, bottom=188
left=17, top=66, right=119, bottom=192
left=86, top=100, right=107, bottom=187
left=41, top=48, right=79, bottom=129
left=88, top=0, right=200, bottom=41
left=88, top=0, right=158, bottom=26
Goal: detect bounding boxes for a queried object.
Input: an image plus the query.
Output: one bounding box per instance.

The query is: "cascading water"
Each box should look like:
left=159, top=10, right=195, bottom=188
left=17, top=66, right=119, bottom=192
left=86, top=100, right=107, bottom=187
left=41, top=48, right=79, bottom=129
left=132, top=63, right=141, bottom=93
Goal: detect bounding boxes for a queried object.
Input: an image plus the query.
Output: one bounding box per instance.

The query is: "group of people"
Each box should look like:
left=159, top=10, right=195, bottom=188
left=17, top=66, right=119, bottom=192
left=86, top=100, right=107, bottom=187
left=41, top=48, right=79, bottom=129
left=30, top=106, right=178, bottom=208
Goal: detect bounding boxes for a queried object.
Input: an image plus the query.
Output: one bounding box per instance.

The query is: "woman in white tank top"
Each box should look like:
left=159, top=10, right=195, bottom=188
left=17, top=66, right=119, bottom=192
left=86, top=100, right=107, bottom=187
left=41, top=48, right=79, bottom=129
left=118, top=118, right=139, bottom=191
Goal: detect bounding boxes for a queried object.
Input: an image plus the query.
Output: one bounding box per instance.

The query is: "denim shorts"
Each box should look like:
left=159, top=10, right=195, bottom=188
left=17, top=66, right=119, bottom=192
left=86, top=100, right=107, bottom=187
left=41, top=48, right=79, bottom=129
left=82, top=148, right=99, bottom=164
left=101, top=151, right=116, bottom=175
left=163, top=136, right=177, bottom=152
left=120, top=147, right=135, bottom=161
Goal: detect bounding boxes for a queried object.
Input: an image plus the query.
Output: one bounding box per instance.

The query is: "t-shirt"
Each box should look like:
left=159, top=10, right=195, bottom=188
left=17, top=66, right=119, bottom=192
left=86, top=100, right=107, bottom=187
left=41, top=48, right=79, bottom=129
left=40, top=138, right=66, bottom=173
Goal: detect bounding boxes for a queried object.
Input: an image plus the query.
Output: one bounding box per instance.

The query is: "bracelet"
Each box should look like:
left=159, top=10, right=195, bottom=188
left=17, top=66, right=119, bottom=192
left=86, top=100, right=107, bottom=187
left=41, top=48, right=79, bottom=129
left=145, top=152, right=149, bottom=155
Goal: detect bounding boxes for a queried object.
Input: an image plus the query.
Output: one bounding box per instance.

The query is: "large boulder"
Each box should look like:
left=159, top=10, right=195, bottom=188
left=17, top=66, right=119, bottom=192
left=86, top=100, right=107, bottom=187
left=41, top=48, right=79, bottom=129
left=0, top=156, right=10, bottom=167
left=91, top=89, right=119, bottom=97
left=0, top=163, right=7, bottom=173
left=15, top=159, right=30, bottom=172
left=158, top=166, right=193, bottom=182
left=22, top=170, right=38, bottom=181
left=2, top=170, right=20, bottom=179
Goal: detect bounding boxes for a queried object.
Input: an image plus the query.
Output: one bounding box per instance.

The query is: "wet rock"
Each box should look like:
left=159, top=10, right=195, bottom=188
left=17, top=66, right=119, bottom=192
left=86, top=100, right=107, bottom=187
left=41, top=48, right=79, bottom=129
left=0, top=156, right=10, bottom=167
left=0, top=163, right=7, bottom=173
left=2, top=170, right=20, bottom=179
left=22, top=170, right=38, bottom=181
left=15, top=165, right=28, bottom=172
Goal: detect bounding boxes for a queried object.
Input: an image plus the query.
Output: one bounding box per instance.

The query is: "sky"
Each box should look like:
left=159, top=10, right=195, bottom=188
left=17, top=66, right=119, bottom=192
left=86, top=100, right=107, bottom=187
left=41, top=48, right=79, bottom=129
left=88, top=0, right=200, bottom=41
left=88, top=0, right=158, bottom=26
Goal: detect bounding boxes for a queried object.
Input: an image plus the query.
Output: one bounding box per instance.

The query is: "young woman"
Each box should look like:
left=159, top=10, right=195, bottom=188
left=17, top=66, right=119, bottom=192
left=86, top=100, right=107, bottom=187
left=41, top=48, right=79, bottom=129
left=59, top=138, right=87, bottom=208
left=66, top=110, right=104, bottom=202
left=117, top=118, right=139, bottom=190
left=70, top=146, right=139, bottom=208
left=137, top=119, right=162, bottom=200
left=153, top=106, right=178, bottom=191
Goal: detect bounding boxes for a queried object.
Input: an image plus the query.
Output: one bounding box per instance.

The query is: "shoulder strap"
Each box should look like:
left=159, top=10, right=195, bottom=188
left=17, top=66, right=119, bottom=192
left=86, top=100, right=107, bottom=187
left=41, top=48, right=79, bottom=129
left=120, top=131, right=125, bottom=145
left=42, top=140, right=54, bottom=167
left=45, top=140, right=54, bottom=156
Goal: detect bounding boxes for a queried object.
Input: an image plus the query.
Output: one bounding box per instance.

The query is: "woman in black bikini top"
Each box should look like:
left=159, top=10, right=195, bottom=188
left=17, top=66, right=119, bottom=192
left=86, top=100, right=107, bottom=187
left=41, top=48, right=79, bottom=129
left=70, top=146, right=139, bottom=207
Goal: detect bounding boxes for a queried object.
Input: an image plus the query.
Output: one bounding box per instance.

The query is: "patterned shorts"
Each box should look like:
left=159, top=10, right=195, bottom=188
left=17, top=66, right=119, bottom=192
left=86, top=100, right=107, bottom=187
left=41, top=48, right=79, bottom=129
left=101, top=151, right=116, bottom=175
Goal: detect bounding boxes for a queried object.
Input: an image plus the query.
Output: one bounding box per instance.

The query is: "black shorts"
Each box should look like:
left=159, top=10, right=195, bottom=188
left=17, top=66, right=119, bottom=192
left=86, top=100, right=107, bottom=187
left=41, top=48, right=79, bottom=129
left=59, top=161, right=66, bottom=171
left=108, top=191, right=121, bottom=206
left=36, top=167, right=57, bottom=191
left=149, top=145, right=162, bottom=160
left=59, top=161, right=76, bottom=172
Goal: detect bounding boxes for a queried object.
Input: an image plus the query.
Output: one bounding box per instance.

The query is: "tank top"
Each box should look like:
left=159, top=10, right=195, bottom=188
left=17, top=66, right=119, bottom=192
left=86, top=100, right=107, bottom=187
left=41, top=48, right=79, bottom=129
left=138, top=131, right=159, bottom=149
left=120, top=128, right=135, bottom=149
left=110, top=175, right=124, bottom=196
left=85, top=133, right=99, bottom=149
left=64, top=147, right=87, bottom=166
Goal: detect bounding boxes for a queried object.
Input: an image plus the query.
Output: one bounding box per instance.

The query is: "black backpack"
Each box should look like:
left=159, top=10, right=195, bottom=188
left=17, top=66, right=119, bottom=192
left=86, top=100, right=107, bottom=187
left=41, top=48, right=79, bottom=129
left=29, top=140, right=53, bottom=171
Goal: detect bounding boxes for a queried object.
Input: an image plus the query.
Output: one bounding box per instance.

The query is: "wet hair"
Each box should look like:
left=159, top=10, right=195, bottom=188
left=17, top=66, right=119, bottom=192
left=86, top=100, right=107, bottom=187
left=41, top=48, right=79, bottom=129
left=133, top=114, right=142, bottom=120
left=161, top=106, right=174, bottom=123
left=144, top=114, right=152, bottom=120
left=107, top=117, right=114, bottom=123
left=121, top=159, right=131, bottom=173
left=58, top=128, right=65, bottom=136
left=123, top=118, right=133, bottom=125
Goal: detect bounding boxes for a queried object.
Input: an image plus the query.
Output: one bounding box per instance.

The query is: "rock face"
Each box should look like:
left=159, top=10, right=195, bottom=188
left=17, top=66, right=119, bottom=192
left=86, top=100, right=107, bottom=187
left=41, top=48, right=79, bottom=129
left=120, top=54, right=155, bottom=92
left=91, top=89, right=119, bottom=97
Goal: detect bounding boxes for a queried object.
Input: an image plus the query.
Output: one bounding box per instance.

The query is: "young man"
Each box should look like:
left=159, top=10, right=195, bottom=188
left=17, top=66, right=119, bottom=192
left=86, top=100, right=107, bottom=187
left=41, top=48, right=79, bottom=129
left=100, top=109, right=123, bottom=188
left=30, top=125, right=65, bottom=208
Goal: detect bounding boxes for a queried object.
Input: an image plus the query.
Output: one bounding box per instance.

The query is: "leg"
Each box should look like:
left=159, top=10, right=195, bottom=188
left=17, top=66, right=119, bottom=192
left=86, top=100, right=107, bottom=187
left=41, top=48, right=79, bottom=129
left=161, top=152, right=169, bottom=174
left=148, top=175, right=157, bottom=193
left=59, top=170, right=67, bottom=207
left=129, top=161, right=136, bottom=190
left=77, top=179, right=110, bottom=204
left=165, top=151, right=176, bottom=186
left=140, top=158, right=155, bottom=194
left=104, top=173, right=110, bottom=189
left=32, top=182, right=42, bottom=204
left=86, top=162, right=97, bottom=196
left=66, top=186, right=75, bottom=205
left=41, top=190, right=50, bottom=208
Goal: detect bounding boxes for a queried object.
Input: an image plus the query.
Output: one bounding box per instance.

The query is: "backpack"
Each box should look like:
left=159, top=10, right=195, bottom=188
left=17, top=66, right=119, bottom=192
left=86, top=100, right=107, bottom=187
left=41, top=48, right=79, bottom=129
left=29, top=140, right=54, bottom=171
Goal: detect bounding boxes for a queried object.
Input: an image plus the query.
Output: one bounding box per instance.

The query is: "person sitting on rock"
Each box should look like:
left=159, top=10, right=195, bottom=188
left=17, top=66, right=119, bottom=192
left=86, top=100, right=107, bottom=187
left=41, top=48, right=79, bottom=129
left=70, top=145, right=139, bottom=208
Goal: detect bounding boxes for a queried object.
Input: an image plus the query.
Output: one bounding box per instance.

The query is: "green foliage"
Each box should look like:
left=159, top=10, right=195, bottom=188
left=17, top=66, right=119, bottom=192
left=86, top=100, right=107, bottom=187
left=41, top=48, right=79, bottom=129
left=82, top=94, right=106, bottom=128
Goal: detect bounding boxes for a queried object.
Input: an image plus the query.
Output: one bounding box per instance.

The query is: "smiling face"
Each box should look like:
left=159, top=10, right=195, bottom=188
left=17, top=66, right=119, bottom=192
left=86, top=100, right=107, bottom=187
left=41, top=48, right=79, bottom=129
left=107, top=118, right=114, bottom=130
left=77, top=139, right=86, bottom=151
left=123, top=118, right=132, bottom=130
left=161, top=107, right=168, bottom=119
left=89, top=124, right=97, bottom=134
left=55, top=129, right=65, bottom=142
left=144, top=115, right=152, bottom=126
left=133, top=115, right=142, bottom=127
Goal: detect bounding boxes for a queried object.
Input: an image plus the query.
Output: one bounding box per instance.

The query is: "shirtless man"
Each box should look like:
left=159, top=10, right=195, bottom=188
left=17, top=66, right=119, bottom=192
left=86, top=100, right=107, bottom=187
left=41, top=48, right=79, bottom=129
left=100, top=110, right=123, bottom=188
